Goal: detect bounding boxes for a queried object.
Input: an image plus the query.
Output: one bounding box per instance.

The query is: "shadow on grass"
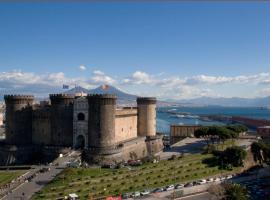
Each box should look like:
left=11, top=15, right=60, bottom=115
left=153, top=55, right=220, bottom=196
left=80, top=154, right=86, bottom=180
left=202, top=156, right=220, bottom=167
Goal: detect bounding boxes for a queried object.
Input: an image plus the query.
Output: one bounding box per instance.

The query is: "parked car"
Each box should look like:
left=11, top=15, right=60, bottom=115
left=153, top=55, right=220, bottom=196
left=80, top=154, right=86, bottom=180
left=214, top=177, right=220, bottom=182
left=101, top=163, right=116, bottom=169
left=198, top=179, right=207, bottom=185
left=140, top=190, right=150, bottom=196
left=206, top=178, right=214, bottom=183
left=175, top=184, right=184, bottom=189
left=220, top=177, right=226, bottom=181
left=226, top=175, right=233, bottom=179
left=153, top=188, right=163, bottom=193
left=165, top=185, right=175, bottom=191
left=122, top=193, right=130, bottom=199
left=184, top=182, right=193, bottom=187
left=132, top=191, right=140, bottom=197
left=193, top=181, right=199, bottom=186
left=128, top=160, right=142, bottom=166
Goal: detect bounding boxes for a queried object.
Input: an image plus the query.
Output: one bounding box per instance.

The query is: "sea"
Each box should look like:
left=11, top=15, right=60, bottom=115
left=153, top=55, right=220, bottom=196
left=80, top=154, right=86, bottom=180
left=156, top=106, right=270, bottom=135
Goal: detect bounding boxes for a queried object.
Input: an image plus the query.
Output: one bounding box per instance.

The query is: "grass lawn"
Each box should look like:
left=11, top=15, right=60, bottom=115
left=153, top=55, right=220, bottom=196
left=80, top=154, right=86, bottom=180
left=0, top=170, right=25, bottom=187
left=32, top=153, right=243, bottom=200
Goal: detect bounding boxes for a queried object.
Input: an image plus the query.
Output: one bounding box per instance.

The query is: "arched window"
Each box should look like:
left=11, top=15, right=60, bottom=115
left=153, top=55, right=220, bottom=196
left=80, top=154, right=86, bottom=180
left=77, top=113, right=85, bottom=121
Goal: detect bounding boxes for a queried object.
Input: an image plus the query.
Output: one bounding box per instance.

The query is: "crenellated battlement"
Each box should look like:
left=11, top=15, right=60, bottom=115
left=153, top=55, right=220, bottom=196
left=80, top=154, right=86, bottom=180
left=87, top=94, right=117, bottom=99
left=137, top=97, right=156, bottom=104
left=49, top=94, right=74, bottom=99
left=4, top=95, right=34, bottom=101
left=49, top=94, right=74, bottom=106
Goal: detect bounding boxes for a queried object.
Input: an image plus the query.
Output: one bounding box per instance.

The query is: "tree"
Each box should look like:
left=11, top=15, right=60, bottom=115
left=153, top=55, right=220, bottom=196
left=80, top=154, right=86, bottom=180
left=251, top=141, right=270, bottom=165
left=224, top=183, right=249, bottom=200
left=226, top=125, right=248, bottom=134
left=251, top=142, right=264, bottom=165
left=220, top=146, right=247, bottom=168
left=217, top=127, right=231, bottom=148
left=194, top=127, right=210, bottom=145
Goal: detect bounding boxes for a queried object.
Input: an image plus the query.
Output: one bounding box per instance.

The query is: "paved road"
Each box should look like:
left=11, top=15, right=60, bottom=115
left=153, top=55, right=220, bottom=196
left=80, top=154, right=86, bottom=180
left=177, top=192, right=213, bottom=200
left=1, top=151, right=80, bottom=200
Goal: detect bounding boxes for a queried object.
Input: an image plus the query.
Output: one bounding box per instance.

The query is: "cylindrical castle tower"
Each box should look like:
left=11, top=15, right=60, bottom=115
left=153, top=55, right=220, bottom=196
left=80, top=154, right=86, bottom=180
left=49, top=94, right=74, bottom=146
left=137, top=97, right=157, bottom=137
left=4, top=95, right=34, bottom=145
left=87, top=94, right=116, bottom=153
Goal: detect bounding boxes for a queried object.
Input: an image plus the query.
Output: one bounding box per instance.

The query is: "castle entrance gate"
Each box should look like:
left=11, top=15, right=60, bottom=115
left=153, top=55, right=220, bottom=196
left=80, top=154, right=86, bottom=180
left=75, top=135, right=85, bottom=149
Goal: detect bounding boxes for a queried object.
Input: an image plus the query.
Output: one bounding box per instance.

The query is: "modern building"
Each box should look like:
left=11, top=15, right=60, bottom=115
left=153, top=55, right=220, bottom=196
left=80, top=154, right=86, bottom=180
left=170, top=124, right=201, bottom=144
left=257, top=126, right=270, bottom=142
left=0, top=93, right=163, bottom=165
left=0, top=113, right=3, bottom=126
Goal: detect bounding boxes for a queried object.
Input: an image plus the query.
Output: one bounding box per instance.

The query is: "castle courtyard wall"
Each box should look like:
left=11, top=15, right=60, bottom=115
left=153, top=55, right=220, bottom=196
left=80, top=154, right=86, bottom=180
left=115, top=108, right=138, bottom=143
left=32, top=107, right=51, bottom=145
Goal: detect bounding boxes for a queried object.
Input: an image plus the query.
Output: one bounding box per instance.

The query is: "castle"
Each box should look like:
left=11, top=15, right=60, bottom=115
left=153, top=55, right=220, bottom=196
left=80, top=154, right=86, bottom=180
left=0, top=93, right=163, bottom=165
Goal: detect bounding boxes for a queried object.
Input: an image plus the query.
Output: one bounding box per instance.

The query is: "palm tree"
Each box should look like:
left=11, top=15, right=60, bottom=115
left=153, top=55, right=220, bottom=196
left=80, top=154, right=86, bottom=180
left=224, top=183, right=249, bottom=200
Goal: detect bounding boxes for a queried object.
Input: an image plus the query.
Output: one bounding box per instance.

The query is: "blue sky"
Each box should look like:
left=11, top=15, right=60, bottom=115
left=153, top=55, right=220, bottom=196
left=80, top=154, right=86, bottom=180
left=0, top=2, right=270, bottom=99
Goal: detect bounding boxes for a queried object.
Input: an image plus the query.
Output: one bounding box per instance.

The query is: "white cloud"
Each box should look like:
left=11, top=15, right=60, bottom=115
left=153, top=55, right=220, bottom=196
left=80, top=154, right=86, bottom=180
left=79, top=65, right=87, bottom=71
left=1, top=69, right=270, bottom=99
left=122, top=71, right=154, bottom=85
left=91, top=70, right=115, bottom=85
left=184, top=73, right=270, bottom=85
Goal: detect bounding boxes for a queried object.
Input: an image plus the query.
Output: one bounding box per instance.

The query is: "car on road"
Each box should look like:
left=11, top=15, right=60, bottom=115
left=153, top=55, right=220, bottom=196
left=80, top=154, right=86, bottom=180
left=226, top=175, right=233, bottom=179
left=220, top=177, right=226, bottom=181
left=165, top=185, right=175, bottom=191
left=214, top=177, right=220, bottom=182
left=198, top=179, right=207, bottom=185
left=175, top=184, right=184, bottom=189
left=206, top=178, right=214, bottom=183
left=153, top=188, right=164, bottom=193
left=140, top=190, right=150, bottom=196
left=132, top=191, right=140, bottom=197
left=122, top=193, right=131, bottom=199
left=184, top=182, right=193, bottom=187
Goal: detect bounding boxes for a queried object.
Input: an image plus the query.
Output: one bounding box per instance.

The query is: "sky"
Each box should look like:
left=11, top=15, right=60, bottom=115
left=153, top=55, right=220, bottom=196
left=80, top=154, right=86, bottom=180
left=0, top=2, right=270, bottom=100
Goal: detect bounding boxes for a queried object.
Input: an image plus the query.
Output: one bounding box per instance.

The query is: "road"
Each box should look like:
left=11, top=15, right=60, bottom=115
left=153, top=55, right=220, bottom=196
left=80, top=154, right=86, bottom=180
left=177, top=192, right=213, bottom=200
left=1, top=151, right=80, bottom=200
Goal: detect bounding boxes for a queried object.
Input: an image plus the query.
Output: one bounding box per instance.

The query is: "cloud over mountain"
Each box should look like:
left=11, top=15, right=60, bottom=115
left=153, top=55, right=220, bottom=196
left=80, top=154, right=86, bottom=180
left=1, top=69, right=270, bottom=99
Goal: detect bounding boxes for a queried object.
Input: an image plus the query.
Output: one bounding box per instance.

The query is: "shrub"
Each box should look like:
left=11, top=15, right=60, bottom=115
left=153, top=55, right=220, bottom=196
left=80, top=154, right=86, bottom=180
left=121, top=181, right=126, bottom=185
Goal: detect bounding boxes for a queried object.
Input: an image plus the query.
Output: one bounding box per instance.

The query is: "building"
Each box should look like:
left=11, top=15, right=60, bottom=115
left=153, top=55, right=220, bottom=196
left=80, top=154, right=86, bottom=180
left=257, top=126, right=270, bottom=142
left=0, top=94, right=163, bottom=165
left=170, top=124, right=201, bottom=144
left=0, top=113, right=3, bottom=126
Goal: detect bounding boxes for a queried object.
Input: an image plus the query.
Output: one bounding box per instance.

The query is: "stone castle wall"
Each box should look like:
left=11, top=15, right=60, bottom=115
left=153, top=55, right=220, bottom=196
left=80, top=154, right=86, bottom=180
left=4, top=95, right=34, bottom=145
left=32, top=106, right=51, bottom=145
left=115, top=108, right=138, bottom=143
left=50, top=94, right=74, bottom=147
left=1, top=94, right=162, bottom=165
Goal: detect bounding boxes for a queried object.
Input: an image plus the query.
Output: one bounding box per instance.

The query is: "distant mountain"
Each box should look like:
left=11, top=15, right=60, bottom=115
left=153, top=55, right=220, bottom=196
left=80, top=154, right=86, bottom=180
left=63, top=86, right=89, bottom=94
left=62, top=85, right=137, bottom=105
left=88, top=85, right=137, bottom=100
left=175, top=96, right=270, bottom=107
left=1, top=85, right=270, bottom=107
